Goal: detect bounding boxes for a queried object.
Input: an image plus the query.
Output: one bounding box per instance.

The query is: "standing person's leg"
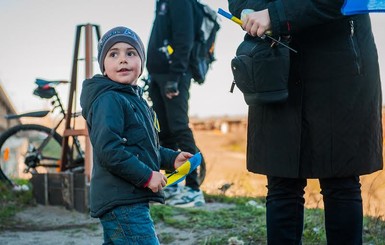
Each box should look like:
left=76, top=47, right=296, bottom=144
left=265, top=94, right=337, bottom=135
left=99, top=203, right=160, bottom=245
left=320, top=176, right=363, bottom=245
left=148, top=75, right=181, bottom=199
left=154, top=73, right=205, bottom=206
left=266, top=176, right=306, bottom=245
left=162, top=73, right=201, bottom=190
left=148, top=75, right=177, bottom=150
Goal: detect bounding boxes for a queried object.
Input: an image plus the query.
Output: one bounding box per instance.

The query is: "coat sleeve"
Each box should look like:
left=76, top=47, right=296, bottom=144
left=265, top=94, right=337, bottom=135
left=228, top=0, right=269, bottom=17
left=167, top=0, right=195, bottom=81
left=228, top=0, right=346, bottom=36
left=159, top=146, right=180, bottom=171
left=89, top=93, right=152, bottom=188
left=268, top=0, right=346, bottom=35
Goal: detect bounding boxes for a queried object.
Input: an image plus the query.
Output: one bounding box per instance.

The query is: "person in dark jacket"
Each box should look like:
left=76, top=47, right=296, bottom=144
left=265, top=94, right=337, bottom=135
left=228, top=1, right=383, bottom=244
left=80, top=26, right=193, bottom=244
left=146, top=0, right=206, bottom=207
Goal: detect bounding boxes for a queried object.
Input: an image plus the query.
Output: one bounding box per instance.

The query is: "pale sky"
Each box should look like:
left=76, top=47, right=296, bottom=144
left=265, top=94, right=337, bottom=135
left=0, top=0, right=384, bottom=118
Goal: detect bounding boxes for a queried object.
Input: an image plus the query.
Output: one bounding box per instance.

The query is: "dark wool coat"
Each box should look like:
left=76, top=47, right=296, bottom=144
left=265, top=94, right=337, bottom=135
left=229, top=0, right=383, bottom=178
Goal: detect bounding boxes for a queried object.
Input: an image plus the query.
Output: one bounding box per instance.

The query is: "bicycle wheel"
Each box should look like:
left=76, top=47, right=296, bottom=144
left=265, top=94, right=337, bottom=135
left=0, top=124, right=63, bottom=185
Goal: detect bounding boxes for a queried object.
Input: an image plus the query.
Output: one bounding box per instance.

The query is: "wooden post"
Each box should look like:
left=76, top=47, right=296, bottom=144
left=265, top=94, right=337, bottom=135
left=60, top=24, right=101, bottom=181
left=60, top=25, right=81, bottom=172
left=84, top=24, right=93, bottom=180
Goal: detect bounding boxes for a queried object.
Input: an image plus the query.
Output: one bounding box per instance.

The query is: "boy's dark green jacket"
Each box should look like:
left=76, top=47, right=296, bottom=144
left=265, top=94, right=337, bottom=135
left=80, top=75, right=179, bottom=218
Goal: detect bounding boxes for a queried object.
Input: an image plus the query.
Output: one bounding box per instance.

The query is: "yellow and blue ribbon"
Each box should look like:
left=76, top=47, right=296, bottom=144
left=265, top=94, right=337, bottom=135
left=166, top=152, right=202, bottom=187
left=218, top=8, right=243, bottom=26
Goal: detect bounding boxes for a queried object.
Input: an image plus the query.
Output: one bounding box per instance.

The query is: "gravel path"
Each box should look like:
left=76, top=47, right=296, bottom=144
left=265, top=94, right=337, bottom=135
left=0, top=205, right=103, bottom=245
left=0, top=203, right=236, bottom=245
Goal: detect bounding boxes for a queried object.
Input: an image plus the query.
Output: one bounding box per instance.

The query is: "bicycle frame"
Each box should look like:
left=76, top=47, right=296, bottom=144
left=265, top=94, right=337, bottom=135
left=3, top=79, right=84, bottom=173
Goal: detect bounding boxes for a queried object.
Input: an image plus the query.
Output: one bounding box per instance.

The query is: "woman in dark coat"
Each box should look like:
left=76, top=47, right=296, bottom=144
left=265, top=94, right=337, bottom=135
left=228, top=0, right=383, bottom=244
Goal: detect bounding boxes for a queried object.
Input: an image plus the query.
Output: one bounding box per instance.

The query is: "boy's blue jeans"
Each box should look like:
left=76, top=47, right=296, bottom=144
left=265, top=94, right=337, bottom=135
left=266, top=176, right=363, bottom=245
left=99, top=203, right=160, bottom=245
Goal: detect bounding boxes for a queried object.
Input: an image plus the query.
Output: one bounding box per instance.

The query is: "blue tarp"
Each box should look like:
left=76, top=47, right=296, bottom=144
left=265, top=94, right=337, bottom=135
left=341, top=0, right=385, bottom=15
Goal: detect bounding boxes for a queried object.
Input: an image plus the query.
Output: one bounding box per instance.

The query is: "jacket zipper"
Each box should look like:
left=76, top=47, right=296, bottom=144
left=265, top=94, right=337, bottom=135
left=130, top=87, right=160, bottom=150
left=349, top=20, right=361, bottom=75
left=140, top=96, right=160, bottom=149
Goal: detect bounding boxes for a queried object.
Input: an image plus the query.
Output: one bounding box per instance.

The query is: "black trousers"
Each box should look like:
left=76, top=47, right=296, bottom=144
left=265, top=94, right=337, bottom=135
left=148, top=73, right=203, bottom=190
left=266, top=176, right=363, bottom=245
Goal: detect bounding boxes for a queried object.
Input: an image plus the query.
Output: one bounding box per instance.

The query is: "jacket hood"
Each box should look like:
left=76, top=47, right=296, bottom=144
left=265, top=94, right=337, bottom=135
left=80, top=74, right=141, bottom=119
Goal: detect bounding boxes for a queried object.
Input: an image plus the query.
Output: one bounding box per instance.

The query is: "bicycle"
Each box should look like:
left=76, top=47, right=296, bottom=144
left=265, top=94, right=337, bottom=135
left=0, top=79, right=85, bottom=186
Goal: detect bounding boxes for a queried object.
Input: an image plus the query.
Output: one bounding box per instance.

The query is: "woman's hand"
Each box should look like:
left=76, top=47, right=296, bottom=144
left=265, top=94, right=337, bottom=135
left=241, top=9, right=271, bottom=37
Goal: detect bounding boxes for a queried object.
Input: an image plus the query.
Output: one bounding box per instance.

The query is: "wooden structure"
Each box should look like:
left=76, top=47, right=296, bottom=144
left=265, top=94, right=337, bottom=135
left=0, top=84, right=20, bottom=132
left=60, top=24, right=101, bottom=180
left=31, top=172, right=89, bottom=213
left=28, top=24, right=101, bottom=213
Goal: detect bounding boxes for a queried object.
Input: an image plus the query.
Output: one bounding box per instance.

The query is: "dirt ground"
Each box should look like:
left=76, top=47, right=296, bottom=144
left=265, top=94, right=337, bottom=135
left=0, top=130, right=249, bottom=245
left=0, top=202, right=237, bottom=245
left=0, top=130, right=384, bottom=244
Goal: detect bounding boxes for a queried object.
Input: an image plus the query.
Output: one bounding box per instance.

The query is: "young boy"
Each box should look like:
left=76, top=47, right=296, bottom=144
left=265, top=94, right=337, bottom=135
left=80, top=26, right=193, bottom=244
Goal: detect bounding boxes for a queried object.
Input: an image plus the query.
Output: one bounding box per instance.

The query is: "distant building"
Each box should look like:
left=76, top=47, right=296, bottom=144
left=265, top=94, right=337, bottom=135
left=190, top=115, right=247, bottom=134
left=0, top=83, right=20, bottom=132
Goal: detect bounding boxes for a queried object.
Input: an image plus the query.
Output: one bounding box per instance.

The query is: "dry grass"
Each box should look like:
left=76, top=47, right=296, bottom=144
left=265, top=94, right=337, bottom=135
left=195, top=129, right=385, bottom=220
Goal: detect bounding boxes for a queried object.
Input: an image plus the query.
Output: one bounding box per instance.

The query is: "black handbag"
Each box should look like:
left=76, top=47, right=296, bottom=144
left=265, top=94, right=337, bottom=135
left=231, top=36, right=290, bottom=105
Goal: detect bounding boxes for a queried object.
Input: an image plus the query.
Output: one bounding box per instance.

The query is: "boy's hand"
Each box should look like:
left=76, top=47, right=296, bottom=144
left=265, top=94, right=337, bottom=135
left=174, top=151, right=194, bottom=169
left=147, top=171, right=167, bottom=193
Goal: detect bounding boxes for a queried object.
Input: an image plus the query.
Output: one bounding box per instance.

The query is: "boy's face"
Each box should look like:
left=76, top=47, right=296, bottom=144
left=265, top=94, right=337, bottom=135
left=103, top=42, right=142, bottom=85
